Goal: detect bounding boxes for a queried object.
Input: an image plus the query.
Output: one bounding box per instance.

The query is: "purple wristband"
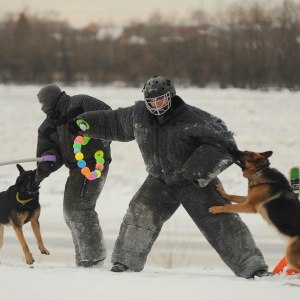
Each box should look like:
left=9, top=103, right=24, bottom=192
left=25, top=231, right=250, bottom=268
left=41, top=155, right=57, bottom=162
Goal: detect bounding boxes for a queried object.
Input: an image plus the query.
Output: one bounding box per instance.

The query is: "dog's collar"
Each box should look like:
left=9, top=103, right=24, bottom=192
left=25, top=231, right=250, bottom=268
left=249, top=167, right=270, bottom=181
left=16, top=192, right=34, bottom=205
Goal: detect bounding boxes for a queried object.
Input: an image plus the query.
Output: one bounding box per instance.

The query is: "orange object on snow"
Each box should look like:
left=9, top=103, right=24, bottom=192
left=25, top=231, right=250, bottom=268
left=273, top=256, right=300, bottom=275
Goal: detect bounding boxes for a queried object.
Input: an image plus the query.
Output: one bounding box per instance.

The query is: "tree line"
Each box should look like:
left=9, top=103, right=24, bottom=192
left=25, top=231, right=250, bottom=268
left=0, top=0, right=299, bottom=89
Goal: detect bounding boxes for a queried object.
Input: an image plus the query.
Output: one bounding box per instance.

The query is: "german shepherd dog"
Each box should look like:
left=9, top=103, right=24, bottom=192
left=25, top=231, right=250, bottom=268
left=209, top=150, right=300, bottom=272
left=0, top=164, right=49, bottom=264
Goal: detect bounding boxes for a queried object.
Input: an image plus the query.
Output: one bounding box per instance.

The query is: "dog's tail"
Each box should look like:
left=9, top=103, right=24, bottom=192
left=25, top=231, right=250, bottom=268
left=0, top=224, right=3, bottom=249
left=286, top=236, right=300, bottom=272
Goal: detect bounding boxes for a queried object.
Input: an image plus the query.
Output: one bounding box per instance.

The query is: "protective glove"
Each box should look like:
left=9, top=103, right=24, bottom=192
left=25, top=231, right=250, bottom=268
left=35, top=155, right=57, bottom=182
left=39, top=161, right=56, bottom=172
left=68, top=119, right=89, bottom=135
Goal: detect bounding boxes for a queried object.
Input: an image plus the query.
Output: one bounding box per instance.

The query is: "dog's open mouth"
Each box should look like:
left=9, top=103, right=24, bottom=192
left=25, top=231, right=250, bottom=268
left=235, top=159, right=246, bottom=170
left=19, top=184, right=40, bottom=196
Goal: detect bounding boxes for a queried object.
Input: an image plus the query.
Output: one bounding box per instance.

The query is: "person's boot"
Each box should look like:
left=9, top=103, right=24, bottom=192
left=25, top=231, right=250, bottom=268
left=78, top=259, right=104, bottom=268
left=250, top=269, right=274, bottom=279
left=110, top=262, right=128, bottom=272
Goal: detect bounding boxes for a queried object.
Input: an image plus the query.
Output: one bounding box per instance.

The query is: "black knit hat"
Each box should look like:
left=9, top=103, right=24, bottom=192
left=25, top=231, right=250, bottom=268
left=37, top=84, right=61, bottom=115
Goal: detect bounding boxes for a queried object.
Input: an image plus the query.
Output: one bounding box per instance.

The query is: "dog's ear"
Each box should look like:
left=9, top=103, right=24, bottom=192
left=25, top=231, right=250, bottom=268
left=262, top=151, right=273, bottom=158
left=16, top=164, right=25, bottom=174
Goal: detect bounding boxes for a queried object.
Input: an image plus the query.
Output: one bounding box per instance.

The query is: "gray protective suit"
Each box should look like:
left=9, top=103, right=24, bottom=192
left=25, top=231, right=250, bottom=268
left=77, top=96, right=268, bottom=278
left=36, top=92, right=111, bottom=265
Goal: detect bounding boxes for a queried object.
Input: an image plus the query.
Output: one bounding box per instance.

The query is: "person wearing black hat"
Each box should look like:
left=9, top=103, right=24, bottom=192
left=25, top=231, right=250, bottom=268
left=68, top=76, right=271, bottom=278
left=36, top=84, right=112, bottom=267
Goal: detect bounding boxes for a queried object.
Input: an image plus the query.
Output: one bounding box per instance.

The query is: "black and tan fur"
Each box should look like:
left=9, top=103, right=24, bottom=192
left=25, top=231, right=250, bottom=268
left=0, top=164, right=49, bottom=264
left=209, top=150, right=300, bottom=272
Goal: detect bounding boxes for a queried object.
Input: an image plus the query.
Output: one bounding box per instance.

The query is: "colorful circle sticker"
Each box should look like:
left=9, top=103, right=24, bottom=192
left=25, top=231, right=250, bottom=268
left=73, top=133, right=104, bottom=180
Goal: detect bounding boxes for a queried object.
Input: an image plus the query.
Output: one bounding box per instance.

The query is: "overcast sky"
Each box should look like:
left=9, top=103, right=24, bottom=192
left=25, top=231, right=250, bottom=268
left=0, top=0, right=294, bottom=28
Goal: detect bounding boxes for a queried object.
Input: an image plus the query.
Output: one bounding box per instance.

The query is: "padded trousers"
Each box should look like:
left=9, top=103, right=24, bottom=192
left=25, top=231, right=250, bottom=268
left=111, top=175, right=268, bottom=278
left=63, top=163, right=109, bottom=265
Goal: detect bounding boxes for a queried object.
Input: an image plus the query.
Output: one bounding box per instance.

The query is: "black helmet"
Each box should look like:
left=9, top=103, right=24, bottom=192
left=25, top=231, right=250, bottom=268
left=143, top=76, right=176, bottom=115
left=143, top=76, right=176, bottom=98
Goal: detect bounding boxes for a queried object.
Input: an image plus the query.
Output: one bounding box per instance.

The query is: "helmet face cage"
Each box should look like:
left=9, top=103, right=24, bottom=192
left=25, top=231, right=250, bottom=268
left=143, top=76, right=176, bottom=116
left=145, top=92, right=172, bottom=116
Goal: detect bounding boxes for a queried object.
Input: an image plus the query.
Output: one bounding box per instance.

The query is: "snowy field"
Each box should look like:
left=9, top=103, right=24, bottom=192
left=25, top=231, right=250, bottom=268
left=0, top=84, right=299, bottom=299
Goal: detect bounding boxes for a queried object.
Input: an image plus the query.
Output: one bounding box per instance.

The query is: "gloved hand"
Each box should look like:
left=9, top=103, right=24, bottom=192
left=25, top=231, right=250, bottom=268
left=38, top=161, right=56, bottom=173
left=35, top=163, right=54, bottom=182
left=68, top=119, right=89, bottom=135
left=35, top=156, right=57, bottom=182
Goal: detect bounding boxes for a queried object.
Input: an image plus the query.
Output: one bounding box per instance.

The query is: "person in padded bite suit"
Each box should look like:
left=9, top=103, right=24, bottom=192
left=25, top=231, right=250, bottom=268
left=35, top=84, right=111, bottom=267
left=68, top=76, right=271, bottom=278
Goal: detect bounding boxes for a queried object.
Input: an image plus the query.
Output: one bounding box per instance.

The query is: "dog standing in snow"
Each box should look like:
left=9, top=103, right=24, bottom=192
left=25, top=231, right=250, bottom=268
left=0, top=164, right=49, bottom=264
left=209, top=150, right=300, bottom=273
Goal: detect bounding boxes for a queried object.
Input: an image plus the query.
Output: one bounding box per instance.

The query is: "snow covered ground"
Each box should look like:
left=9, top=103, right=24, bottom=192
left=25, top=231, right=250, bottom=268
left=0, top=84, right=299, bottom=299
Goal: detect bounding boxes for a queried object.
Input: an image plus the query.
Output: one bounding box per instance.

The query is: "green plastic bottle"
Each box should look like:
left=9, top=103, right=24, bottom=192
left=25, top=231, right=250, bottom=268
left=290, top=167, right=300, bottom=197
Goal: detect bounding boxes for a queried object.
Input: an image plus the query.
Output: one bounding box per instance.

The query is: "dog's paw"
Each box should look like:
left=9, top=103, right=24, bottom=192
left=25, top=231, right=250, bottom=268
left=215, top=184, right=228, bottom=198
left=215, top=184, right=224, bottom=193
left=39, top=246, right=50, bottom=255
left=25, top=253, right=35, bottom=265
left=209, top=206, right=223, bottom=214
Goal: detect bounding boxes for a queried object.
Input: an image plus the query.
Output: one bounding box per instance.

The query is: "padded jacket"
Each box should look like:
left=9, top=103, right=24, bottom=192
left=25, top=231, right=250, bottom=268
left=77, top=96, right=237, bottom=186
left=36, top=92, right=111, bottom=178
